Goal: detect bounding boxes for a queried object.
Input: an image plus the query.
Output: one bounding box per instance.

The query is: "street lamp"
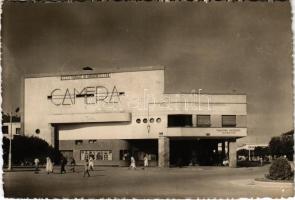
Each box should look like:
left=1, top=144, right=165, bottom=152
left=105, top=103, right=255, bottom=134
left=8, top=107, right=19, bottom=171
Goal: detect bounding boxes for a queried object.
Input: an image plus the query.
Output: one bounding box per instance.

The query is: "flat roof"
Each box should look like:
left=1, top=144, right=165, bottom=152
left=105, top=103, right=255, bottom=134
left=24, top=65, right=165, bottom=79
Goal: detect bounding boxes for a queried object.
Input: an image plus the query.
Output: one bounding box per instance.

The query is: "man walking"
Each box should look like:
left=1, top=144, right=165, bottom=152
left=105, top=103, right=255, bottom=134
left=89, top=156, right=94, bottom=171
left=83, top=159, right=90, bottom=177
left=34, top=158, right=40, bottom=174
left=60, top=157, right=67, bottom=174
left=70, top=157, right=76, bottom=173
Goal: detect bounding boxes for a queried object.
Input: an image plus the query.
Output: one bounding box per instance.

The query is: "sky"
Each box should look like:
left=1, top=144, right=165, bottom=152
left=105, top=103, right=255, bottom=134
left=1, top=1, right=293, bottom=145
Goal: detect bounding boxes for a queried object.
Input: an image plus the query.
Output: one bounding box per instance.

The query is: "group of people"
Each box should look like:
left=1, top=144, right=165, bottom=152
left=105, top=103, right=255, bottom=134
left=34, top=156, right=77, bottom=175
left=33, top=153, right=149, bottom=176
left=129, top=154, right=149, bottom=170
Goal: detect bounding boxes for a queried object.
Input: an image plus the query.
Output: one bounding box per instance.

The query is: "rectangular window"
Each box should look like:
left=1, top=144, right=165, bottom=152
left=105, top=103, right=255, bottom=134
left=88, top=140, right=97, bottom=144
left=197, top=115, right=211, bottom=127
left=120, top=150, right=130, bottom=160
left=2, top=126, right=8, bottom=134
left=75, top=140, right=83, bottom=145
left=168, top=115, right=192, bottom=127
left=80, top=150, right=112, bottom=161
left=222, top=115, right=236, bottom=127
left=16, top=128, right=21, bottom=135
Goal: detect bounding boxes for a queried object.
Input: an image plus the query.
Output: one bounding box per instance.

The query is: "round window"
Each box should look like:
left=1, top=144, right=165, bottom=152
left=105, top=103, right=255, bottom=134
left=136, top=119, right=141, bottom=123
left=150, top=118, right=154, bottom=123
left=156, top=118, right=161, bottom=123
left=35, top=129, right=40, bottom=134
left=143, top=118, right=148, bottom=123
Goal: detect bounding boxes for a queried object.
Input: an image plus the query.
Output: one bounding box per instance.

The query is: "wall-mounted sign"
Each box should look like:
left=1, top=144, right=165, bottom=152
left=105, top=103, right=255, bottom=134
left=216, top=128, right=241, bottom=135
left=47, top=86, right=124, bottom=106
left=61, top=73, right=110, bottom=81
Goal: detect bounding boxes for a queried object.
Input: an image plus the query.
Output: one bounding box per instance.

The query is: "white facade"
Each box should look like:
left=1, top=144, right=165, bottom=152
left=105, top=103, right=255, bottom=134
left=24, top=67, right=246, bottom=143
left=23, top=66, right=247, bottom=167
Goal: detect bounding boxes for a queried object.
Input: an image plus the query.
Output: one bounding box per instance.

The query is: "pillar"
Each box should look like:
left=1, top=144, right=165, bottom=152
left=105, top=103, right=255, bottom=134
left=50, top=125, right=55, bottom=147
left=228, top=139, right=237, bottom=168
left=158, top=136, right=169, bottom=167
left=221, top=141, right=225, bottom=159
left=192, top=115, right=197, bottom=127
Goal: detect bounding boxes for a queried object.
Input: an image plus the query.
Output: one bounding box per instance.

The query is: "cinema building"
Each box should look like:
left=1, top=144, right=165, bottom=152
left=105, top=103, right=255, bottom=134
left=23, top=66, right=247, bottom=167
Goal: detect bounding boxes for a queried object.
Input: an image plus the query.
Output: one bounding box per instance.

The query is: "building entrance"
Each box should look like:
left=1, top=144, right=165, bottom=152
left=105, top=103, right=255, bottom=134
left=127, top=139, right=158, bottom=167
left=170, top=139, right=227, bottom=167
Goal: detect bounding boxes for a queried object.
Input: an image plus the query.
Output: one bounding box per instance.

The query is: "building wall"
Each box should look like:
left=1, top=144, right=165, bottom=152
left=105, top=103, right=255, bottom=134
left=59, top=139, right=130, bottom=166
left=24, top=69, right=165, bottom=144
left=24, top=68, right=247, bottom=145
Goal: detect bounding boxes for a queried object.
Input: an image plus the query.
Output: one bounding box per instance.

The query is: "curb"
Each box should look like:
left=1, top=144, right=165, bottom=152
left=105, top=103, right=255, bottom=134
left=254, top=179, right=293, bottom=187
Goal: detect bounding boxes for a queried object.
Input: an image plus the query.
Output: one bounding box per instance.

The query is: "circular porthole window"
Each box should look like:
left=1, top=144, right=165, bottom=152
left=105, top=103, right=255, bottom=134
left=156, top=118, right=161, bottom=123
left=35, top=129, right=40, bottom=134
left=143, top=118, right=148, bottom=123
left=150, top=118, right=154, bottom=123
left=136, top=119, right=141, bottom=123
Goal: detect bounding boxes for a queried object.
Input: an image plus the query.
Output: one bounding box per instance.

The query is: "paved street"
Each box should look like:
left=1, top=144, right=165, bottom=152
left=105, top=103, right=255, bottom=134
left=3, top=165, right=294, bottom=198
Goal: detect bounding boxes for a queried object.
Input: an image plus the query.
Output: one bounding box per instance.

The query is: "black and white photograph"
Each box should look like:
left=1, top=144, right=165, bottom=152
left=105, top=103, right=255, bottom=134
left=1, top=0, right=294, bottom=198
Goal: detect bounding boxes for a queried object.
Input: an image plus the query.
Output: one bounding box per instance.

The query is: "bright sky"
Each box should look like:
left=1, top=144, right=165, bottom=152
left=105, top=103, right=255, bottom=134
left=2, top=2, right=293, bottom=145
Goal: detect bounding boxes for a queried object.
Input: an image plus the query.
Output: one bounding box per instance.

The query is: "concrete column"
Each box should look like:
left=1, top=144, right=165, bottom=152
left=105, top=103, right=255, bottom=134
left=50, top=125, right=55, bottom=147
left=221, top=141, right=225, bottom=159
left=228, top=139, right=237, bottom=168
left=158, top=136, right=170, bottom=167
left=192, top=115, right=197, bottom=127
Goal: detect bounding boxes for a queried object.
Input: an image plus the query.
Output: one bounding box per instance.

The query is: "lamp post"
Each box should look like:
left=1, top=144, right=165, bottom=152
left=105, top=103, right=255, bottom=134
left=8, top=107, right=19, bottom=171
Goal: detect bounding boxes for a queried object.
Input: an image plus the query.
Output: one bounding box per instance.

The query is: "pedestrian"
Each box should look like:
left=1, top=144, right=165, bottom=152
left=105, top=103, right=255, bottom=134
left=143, top=154, right=149, bottom=169
left=60, top=157, right=66, bottom=174
left=45, top=157, right=53, bottom=174
left=130, top=156, right=136, bottom=170
left=259, top=157, right=263, bottom=166
left=83, top=159, right=90, bottom=177
left=70, top=157, right=76, bottom=173
left=89, top=156, right=94, bottom=171
left=34, top=158, right=40, bottom=174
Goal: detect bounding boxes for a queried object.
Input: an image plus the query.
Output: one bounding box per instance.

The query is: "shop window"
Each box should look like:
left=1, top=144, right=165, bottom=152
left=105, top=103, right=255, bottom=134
left=75, top=140, right=83, bottom=145
left=80, top=150, right=112, bottom=161
left=197, top=115, right=211, bottom=127
left=88, top=140, right=97, bottom=144
left=143, top=118, right=148, bottom=123
left=16, top=128, right=21, bottom=135
left=156, top=118, right=161, bottom=123
left=120, top=150, right=130, bottom=160
left=168, top=115, right=192, bottom=127
left=222, top=115, right=236, bottom=127
left=149, top=118, right=154, bottom=123
left=136, top=119, right=141, bottom=123
left=2, top=126, right=8, bottom=134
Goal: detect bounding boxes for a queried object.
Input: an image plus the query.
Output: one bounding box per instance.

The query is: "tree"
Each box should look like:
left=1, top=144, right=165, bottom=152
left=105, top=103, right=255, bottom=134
left=254, top=146, right=270, bottom=158
left=268, top=156, right=293, bottom=180
left=237, top=149, right=249, bottom=157
left=268, top=130, right=294, bottom=161
left=3, top=135, right=61, bottom=165
left=269, top=136, right=282, bottom=157
left=281, top=134, right=294, bottom=161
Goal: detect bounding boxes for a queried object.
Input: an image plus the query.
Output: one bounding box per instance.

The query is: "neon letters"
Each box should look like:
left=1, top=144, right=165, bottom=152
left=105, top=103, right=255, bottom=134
left=47, top=86, right=124, bottom=106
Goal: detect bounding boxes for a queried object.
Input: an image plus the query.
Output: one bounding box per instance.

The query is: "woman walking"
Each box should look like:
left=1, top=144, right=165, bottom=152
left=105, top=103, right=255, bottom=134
left=143, top=154, right=149, bottom=169
left=130, top=156, right=136, bottom=170
left=46, top=157, right=53, bottom=174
